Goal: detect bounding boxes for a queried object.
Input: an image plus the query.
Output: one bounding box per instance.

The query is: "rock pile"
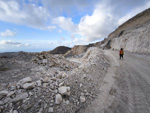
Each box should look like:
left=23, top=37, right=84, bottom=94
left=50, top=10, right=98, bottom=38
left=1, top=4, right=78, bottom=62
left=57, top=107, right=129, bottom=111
left=0, top=47, right=109, bottom=113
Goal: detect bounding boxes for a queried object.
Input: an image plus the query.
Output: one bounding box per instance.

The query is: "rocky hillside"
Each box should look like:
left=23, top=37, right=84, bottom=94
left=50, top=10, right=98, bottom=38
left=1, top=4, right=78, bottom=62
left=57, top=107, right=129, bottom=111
left=64, top=44, right=94, bottom=57
left=0, top=48, right=109, bottom=113
left=49, top=46, right=71, bottom=54
left=102, top=8, right=150, bottom=54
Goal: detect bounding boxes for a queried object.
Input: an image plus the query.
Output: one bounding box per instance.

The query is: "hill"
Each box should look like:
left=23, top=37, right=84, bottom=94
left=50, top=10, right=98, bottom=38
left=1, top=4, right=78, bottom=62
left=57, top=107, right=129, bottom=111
left=101, top=8, right=150, bottom=54
left=49, top=46, right=71, bottom=54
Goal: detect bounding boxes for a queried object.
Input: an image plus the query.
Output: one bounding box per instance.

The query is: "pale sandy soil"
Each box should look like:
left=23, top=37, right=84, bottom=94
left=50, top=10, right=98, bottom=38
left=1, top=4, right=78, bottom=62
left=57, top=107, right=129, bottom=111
left=78, top=50, right=150, bottom=113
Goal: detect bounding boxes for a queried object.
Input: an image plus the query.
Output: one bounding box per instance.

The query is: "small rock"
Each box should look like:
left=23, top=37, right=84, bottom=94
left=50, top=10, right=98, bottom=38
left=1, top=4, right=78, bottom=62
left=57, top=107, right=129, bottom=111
left=80, top=96, right=86, bottom=103
left=81, top=93, right=84, bottom=96
left=10, top=85, right=16, bottom=91
left=23, top=82, right=35, bottom=89
left=59, top=82, right=64, bottom=87
left=36, top=80, right=42, bottom=86
left=43, top=77, right=49, bottom=83
left=9, top=109, right=13, bottom=113
left=0, top=106, right=4, bottom=111
left=0, top=90, right=9, bottom=99
left=83, top=74, right=86, bottom=79
left=12, top=93, right=28, bottom=103
left=44, top=103, right=47, bottom=109
left=29, top=92, right=33, bottom=96
left=3, top=97, right=11, bottom=104
left=51, top=77, right=57, bottom=81
left=37, top=108, right=43, bottom=113
left=0, top=101, right=4, bottom=106
left=18, top=77, right=32, bottom=86
left=56, top=73, right=62, bottom=79
left=43, top=83, right=49, bottom=87
left=48, top=107, right=54, bottom=113
left=58, top=86, right=70, bottom=96
left=84, top=89, right=87, bottom=93
left=62, top=73, right=68, bottom=78
left=55, top=94, right=62, bottom=104
left=80, top=84, right=83, bottom=88
left=66, top=100, right=69, bottom=104
left=13, top=110, right=18, bottom=113
left=54, top=90, right=58, bottom=94
left=42, top=59, right=47, bottom=64
left=50, top=100, right=54, bottom=103
left=7, top=91, right=15, bottom=97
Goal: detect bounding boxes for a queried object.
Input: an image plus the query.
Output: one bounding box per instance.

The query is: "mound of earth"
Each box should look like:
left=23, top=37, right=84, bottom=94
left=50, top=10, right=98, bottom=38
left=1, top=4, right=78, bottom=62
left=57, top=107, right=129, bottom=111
left=49, top=46, right=71, bottom=54
left=0, top=48, right=109, bottom=113
left=64, top=44, right=95, bottom=57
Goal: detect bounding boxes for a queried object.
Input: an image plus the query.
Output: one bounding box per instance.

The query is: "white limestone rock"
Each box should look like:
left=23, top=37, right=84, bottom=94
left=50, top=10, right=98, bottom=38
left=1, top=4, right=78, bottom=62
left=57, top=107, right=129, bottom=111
left=42, top=59, right=47, bottom=64
left=48, top=107, right=54, bottom=113
left=80, top=96, right=86, bottom=103
left=7, top=91, right=15, bottom=97
left=13, top=110, right=18, bottom=113
left=42, top=77, right=50, bottom=83
left=18, top=77, right=32, bottom=86
left=0, top=101, right=4, bottom=106
left=43, top=83, right=49, bottom=87
left=58, top=86, right=70, bottom=96
left=80, top=84, right=83, bottom=88
left=55, top=94, right=62, bottom=104
left=36, top=80, right=42, bottom=86
left=0, top=90, right=9, bottom=99
left=12, top=93, right=28, bottom=103
left=59, top=82, right=64, bottom=87
left=23, top=82, right=35, bottom=89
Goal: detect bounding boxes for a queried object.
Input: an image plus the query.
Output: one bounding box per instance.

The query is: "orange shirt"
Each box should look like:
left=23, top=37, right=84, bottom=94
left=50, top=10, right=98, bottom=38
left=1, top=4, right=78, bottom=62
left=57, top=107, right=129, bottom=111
left=120, top=50, right=124, bottom=55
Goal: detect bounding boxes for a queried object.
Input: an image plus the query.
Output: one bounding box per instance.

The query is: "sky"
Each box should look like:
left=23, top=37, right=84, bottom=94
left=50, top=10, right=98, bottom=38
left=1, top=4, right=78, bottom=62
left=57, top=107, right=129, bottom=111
left=0, top=0, right=150, bottom=52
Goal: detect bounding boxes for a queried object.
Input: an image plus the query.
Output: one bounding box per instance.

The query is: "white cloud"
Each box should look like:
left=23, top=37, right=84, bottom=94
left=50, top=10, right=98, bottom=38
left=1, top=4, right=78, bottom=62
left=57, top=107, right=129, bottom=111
left=41, top=0, right=97, bottom=16
left=52, top=2, right=118, bottom=42
left=0, top=0, right=50, bottom=30
left=53, top=17, right=78, bottom=33
left=25, top=43, right=30, bottom=47
left=118, top=1, right=150, bottom=25
left=0, top=29, right=16, bottom=37
left=0, top=40, right=21, bottom=45
left=47, top=26, right=57, bottom=30
left=78, top=3, right=117, bottom=42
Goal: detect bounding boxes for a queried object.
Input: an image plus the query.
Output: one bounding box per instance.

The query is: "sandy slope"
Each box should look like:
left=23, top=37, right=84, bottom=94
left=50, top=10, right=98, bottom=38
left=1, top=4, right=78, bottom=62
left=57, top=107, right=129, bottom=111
left=78, top=49, right=150, bottom=113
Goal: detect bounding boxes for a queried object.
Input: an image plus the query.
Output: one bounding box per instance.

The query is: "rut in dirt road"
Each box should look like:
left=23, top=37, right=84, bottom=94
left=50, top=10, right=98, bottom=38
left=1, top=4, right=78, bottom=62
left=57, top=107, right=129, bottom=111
left=108, top=51, right=150, bottom=113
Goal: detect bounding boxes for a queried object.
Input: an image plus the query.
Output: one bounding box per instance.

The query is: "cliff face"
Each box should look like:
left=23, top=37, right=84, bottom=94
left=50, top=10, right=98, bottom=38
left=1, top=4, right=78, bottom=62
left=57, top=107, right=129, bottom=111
left=103, top=8, right=150, bottom=54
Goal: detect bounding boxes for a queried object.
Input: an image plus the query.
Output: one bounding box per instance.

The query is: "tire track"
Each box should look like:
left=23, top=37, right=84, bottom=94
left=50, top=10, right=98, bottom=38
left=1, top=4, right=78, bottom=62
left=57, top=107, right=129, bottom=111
left=110, top=51, right=150, bottom=113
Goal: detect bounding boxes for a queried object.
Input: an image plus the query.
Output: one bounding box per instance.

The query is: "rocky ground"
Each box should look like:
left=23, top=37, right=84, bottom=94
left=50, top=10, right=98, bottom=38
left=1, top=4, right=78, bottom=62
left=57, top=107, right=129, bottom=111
left=0, top=47, right=109, bottom=113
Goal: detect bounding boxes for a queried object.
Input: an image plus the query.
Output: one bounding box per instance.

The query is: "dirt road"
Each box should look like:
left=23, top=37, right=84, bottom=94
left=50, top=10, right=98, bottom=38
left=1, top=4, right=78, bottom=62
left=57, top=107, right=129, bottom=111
left=79, top=50, right=150, bottom=113
left=110, top=50, right=150, bottom=113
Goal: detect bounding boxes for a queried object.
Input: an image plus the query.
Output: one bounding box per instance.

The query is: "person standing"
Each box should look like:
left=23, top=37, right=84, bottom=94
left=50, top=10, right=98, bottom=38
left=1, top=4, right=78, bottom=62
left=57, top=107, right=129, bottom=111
left=119, top=48, right=124, bottom=60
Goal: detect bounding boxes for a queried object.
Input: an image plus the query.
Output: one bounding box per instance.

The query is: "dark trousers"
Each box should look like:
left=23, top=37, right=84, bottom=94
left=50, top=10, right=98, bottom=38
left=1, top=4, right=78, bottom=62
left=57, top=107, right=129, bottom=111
left=120, top=54, right=123, bottom=59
